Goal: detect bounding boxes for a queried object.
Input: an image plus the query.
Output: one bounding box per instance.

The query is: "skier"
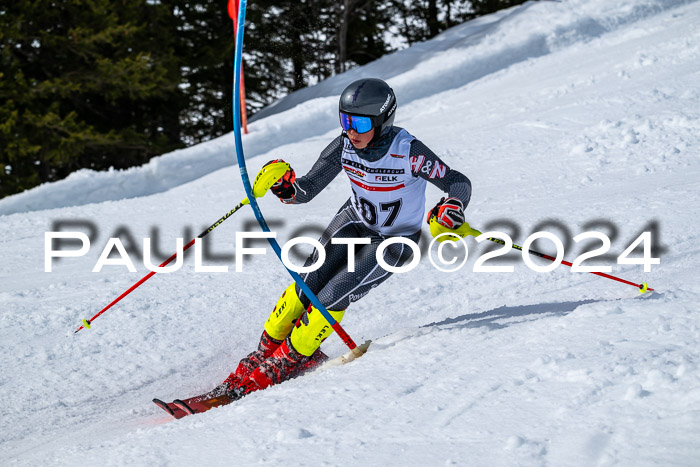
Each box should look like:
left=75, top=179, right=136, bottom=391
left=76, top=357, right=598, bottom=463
left=221, top=77, right=472, bottom=397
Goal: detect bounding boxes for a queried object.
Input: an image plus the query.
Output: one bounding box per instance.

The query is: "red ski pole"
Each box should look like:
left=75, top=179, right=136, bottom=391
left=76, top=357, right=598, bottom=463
left=74, top=199, right=249, bottom=333
left=486, top=236, right=653, bottom=292
left=429, top=219, right=653, bottom=293
left=74, top=162, right=295, bottom=333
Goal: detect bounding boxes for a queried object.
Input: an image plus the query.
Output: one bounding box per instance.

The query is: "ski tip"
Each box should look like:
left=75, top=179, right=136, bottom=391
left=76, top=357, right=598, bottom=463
left=173, top=399, right=196, bottom=415
left=153, top=398, right=175, bottom=417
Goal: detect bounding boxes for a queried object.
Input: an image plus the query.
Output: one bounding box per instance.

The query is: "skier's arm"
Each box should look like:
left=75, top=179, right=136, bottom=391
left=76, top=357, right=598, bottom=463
left=410, top=139, right=472, bottom=207
left=280, top=136, right=344, bottom=204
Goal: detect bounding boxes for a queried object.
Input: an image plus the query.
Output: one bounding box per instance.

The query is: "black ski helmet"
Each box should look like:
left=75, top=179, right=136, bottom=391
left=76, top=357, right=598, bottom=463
left=339, top=78, right=397, bottom=140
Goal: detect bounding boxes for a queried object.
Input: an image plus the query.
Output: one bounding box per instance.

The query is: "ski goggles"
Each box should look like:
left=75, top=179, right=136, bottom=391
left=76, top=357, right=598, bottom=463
left=339, top=112, right=374, bottom=134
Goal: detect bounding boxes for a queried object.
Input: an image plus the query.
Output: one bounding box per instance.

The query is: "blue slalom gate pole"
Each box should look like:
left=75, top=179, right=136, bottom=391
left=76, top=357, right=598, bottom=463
left=231, top=1, right=359, bottom=351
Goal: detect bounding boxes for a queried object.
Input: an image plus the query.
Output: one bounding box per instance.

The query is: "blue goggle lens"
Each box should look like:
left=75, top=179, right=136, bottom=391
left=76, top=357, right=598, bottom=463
left=340, top=113, right=374, bottom=134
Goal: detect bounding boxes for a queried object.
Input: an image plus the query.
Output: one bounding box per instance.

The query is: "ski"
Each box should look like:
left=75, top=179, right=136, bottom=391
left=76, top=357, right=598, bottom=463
left=153, top=340, right=371, bottom=420
left=153, top=388, right=239, bottom=419
left=172, top=391, right=238, bottom=415
left=152, top=398, right=188, bottom=419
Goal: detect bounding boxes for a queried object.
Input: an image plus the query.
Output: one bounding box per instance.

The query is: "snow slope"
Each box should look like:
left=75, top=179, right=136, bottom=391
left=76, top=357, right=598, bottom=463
left=1, top=0, right=699, bottom=465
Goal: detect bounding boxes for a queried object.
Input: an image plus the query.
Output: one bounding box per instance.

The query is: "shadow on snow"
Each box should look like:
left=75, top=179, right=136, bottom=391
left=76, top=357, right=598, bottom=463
left=423, top=299, right=601, bottom=331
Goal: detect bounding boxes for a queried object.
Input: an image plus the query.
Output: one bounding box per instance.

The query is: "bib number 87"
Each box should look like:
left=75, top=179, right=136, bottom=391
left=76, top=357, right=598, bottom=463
left=358, top=197, right=402, bottom=227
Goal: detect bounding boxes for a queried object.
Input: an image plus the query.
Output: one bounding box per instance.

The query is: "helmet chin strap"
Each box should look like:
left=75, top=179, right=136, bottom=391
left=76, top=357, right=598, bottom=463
left=370, top=113, right=393, bottom=145
left=369, top=124, right=393, bottom=146
left=351, top=126, right=395, bottom=162
left=368, top=126, right=382, bottom=146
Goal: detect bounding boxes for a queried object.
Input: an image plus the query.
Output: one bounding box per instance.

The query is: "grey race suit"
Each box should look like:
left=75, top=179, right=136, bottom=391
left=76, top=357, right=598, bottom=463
left=290, top=126, right=472, bottom=311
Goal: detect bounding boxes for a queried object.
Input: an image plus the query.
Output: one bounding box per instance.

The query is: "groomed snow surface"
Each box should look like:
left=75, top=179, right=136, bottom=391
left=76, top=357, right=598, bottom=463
left=2, top=0, right=699, bottom=465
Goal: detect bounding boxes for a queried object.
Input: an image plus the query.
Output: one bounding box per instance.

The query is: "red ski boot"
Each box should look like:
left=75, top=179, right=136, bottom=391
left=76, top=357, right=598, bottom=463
left=232, top=338, right=329, bottom=398
left=220, top=330, right=282, bottom=392
left=289, top=347, right=329, bottom=379
left=232, top=338, right=302, bottom=396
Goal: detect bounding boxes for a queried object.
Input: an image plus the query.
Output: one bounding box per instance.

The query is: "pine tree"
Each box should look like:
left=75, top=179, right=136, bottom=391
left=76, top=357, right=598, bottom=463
left=388, top=0, right=477, bottom=45
left=243, top=0, right=336, bottom=112
left=339, top=0, right=395, bottom=71
left=0, top=0, right=532, bottom=199
left=0, top=0, right=184, bottom=198
left=468, top=0, right=528, bottom=18
left=162, top=0, right=235, bottom=143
